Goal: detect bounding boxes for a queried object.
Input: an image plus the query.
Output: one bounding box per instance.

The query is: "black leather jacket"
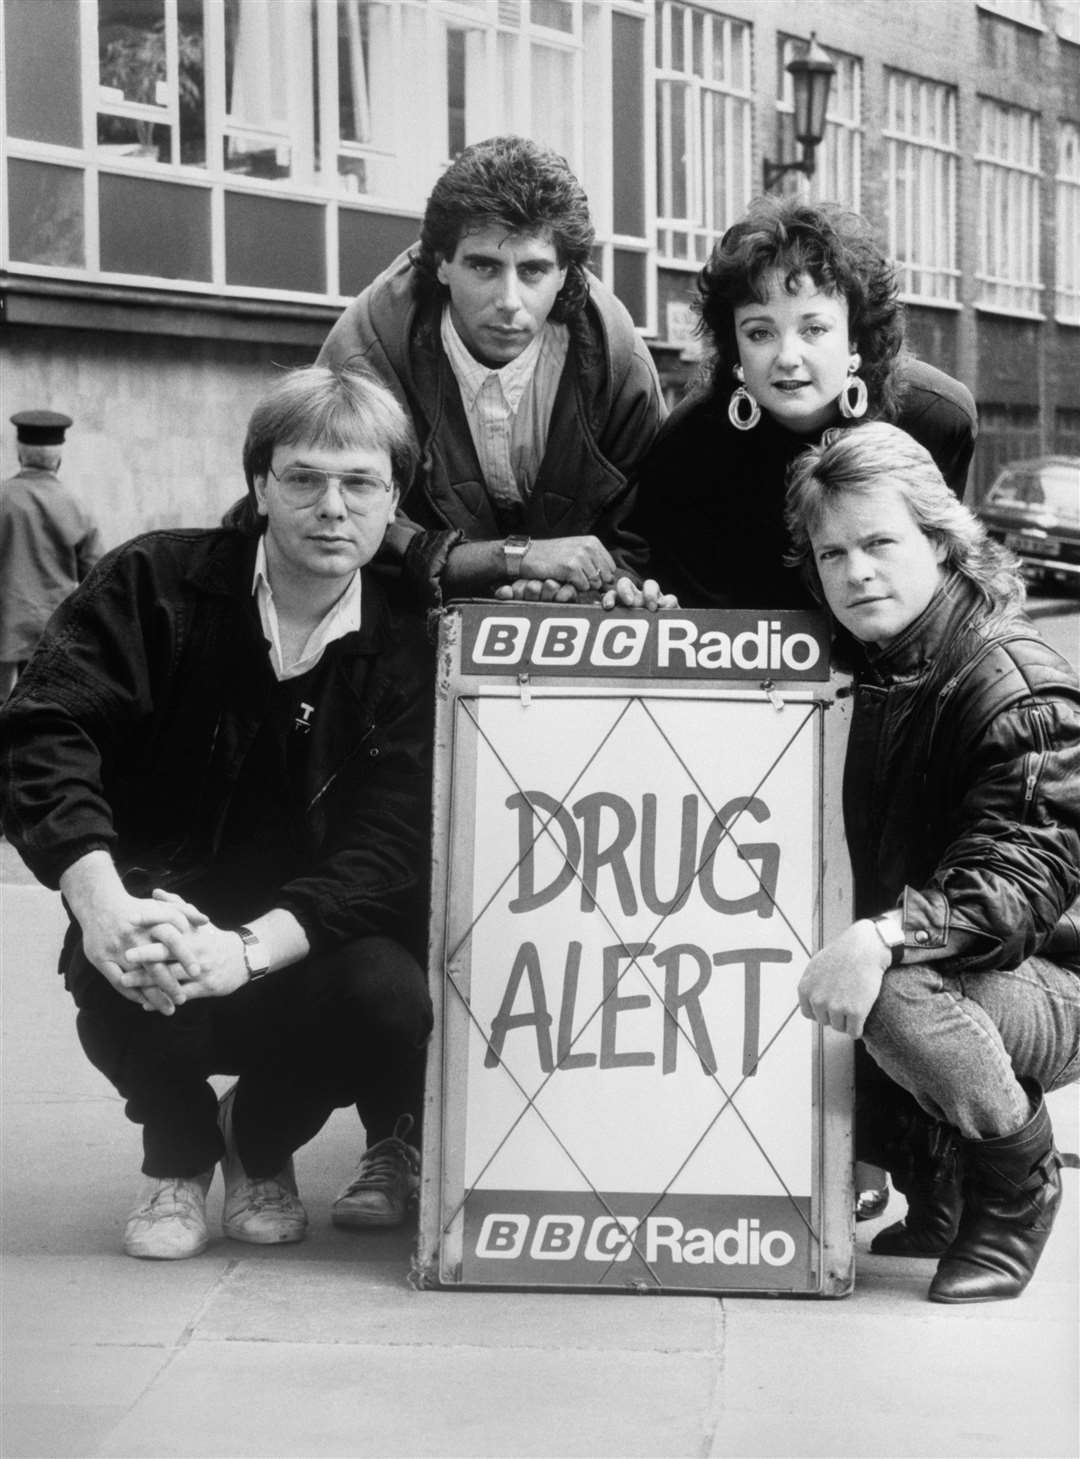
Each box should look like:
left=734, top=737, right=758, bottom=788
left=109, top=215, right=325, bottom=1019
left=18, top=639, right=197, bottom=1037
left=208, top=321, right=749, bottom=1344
left=843, top=573, right=1080, bottom=974
left=0, top=528, right=434, bottom=954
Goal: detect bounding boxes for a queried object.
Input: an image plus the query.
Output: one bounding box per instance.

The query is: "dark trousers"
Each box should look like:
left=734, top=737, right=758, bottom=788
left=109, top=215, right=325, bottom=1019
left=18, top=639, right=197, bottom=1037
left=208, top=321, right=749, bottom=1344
left=68, top=935, right=433, bottom=1179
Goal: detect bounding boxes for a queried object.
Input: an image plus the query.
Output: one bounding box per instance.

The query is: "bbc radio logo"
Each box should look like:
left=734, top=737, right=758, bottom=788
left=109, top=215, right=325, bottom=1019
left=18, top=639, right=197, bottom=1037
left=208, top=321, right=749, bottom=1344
left=475, top=1211, right=798, bottom=1267
left=468, top=614, right=825, bottom=675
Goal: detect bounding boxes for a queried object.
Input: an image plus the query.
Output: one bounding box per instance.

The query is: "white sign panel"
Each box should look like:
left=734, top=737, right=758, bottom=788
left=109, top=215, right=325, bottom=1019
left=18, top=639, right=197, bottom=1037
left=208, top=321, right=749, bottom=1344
left=421, top=605, right=854, bottom=1296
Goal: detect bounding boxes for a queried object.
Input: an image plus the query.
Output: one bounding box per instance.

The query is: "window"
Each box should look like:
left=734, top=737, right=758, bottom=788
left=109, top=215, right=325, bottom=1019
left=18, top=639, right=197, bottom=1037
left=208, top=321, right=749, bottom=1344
left=1055, top=122, right=1080, bottom=322
left=884, top=72, right=959, bottom=304
left=976, top=98, right=1042, bottom=314
left=97, top=0, right=206, bottom=166
left=654, top=3, right=753, bottom=265
left=776, top=39, right=862, bottom=210
left=5, top=0, right=627, bottom=306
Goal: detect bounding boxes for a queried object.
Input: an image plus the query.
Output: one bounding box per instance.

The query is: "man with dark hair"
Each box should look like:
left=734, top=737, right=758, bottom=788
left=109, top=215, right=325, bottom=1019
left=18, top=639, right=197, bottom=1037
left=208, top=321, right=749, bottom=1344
left=318, top=135, right=666, bottom=607
left=0, top=410, right=101, bottom=700
left=0, top=366, right=435, bottom=1260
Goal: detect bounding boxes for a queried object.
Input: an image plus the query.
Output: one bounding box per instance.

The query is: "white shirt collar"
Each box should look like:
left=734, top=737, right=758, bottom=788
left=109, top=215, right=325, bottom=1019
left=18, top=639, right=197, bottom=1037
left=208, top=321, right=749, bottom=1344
left=440, top=306, right=552, bottom=414
left=252, top=535, right=363, bottom=682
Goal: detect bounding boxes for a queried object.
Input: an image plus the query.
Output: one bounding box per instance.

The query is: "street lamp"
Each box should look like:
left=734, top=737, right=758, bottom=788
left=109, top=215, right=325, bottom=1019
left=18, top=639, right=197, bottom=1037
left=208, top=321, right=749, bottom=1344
left=762, top=34, right=836, bottom=193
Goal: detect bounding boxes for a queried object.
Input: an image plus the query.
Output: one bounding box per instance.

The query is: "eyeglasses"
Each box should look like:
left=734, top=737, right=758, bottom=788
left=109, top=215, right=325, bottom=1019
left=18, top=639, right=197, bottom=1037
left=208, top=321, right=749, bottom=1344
left=268, top=465, right=392, bottom=510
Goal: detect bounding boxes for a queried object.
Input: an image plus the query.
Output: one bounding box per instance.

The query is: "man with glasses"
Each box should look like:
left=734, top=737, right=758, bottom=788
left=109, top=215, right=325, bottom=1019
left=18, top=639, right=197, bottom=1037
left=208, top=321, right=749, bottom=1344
left=318, top=135, right=668, bottom=608
left=0, top=366, right=435, bottom=1259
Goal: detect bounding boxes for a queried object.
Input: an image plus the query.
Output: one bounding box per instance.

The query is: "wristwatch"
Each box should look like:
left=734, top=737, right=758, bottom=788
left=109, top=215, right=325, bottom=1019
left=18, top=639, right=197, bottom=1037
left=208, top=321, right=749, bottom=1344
left=237, top=926, right=271, bottom=981
left=870, top=911, right=906, bottom=968
left=502, top=535, right=531, bottom=580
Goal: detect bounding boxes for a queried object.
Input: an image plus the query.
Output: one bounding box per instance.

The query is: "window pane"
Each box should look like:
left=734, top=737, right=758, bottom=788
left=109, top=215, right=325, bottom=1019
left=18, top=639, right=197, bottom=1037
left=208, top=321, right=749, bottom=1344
left=447, top=28, right=466, bottom=157
left=225, top=193, right=326, bottom=292
left=97, top=115, right=172, bottom=163
left=99, top=0, right=167, bottom=105
left=225, top=0, right=315, bottom=181
left=339, top=209, right=418, bottom=297
left=100, top=174, right=211, bottom=280
left=531, top=45, right=574, bottom=156
left=338, top=1, right=373, bottom=143
left=612, top=10, right=645, bottom=235
left=669, top=82, right=688, bottom=217
left=5, top=0, right=82, bottom=147
left=530, top=0, right=574, bottom=33
left=613, top=249, right=646, bottom=326
left=7, top=159, right=84, bottom=268
left=177, top=0, right=206, bottom=166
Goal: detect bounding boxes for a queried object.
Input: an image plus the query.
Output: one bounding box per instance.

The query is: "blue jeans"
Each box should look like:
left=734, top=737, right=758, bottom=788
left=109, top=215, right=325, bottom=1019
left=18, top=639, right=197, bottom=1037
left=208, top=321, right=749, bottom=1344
left=863, top=958, right=1080, bottom=1140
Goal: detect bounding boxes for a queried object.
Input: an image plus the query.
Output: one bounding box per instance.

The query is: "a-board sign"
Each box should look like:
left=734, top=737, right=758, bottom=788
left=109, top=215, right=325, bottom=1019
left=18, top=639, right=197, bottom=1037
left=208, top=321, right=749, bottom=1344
left=418, top=603, right=854, bottom=1297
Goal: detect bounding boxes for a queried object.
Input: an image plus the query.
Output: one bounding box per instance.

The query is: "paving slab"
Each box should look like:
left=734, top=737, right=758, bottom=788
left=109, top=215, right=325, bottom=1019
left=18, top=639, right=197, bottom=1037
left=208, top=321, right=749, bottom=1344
left=193, top=1263, right=722, bottom=1351
left=92, top=1340, right=722, bottom=1459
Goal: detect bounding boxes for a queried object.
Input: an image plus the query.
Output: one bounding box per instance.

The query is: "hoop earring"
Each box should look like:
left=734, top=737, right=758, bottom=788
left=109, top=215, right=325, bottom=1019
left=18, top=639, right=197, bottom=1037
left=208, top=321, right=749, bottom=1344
left=728, top=385, right=761, bottom=431
left=838, top=367, right=868, bottom=420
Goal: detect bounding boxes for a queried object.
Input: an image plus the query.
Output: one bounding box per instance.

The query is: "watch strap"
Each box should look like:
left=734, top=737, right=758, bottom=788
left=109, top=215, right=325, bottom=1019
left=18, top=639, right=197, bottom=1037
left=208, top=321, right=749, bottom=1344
left=870, top=913, right=905, bottom=968
left=237, top=925, right=271, bottom=980
left=502, top=535, right=531, bottom=580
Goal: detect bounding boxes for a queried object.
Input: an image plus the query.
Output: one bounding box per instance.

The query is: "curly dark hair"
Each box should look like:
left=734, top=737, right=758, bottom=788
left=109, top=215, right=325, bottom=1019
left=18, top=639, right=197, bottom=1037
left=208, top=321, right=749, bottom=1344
left=412, top=135, right=595, bottom=322
left=696, top=196, right=907, bottom=419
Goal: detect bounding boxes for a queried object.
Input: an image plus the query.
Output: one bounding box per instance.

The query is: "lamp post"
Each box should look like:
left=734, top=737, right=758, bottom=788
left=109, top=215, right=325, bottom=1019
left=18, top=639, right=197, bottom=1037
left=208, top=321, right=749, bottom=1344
left=763, top=34, right=836, bottom=193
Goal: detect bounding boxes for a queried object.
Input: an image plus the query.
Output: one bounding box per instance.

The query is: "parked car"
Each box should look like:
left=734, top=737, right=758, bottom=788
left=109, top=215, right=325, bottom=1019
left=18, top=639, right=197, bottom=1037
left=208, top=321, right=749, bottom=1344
left=978, top=456, right=1080, bottom=595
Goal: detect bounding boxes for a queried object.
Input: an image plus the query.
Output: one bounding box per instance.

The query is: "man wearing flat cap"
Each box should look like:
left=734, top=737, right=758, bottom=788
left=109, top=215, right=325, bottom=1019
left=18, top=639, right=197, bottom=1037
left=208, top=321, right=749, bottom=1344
left=0, top=410, right=102, bottom=699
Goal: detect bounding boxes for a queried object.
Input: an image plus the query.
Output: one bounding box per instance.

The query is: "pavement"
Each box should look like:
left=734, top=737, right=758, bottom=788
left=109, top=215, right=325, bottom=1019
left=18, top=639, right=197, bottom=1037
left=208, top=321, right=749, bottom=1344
left=2, top=839, right=1078, bottom=1459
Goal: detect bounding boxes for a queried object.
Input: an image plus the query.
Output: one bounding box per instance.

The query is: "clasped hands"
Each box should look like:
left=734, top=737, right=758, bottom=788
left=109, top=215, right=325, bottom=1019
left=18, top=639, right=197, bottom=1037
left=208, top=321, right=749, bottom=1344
left=492, top=535, right=676, bottom=611
left=83, top=888, right=248, bottom=1016
left=797, top=920, right=894, bottom=1040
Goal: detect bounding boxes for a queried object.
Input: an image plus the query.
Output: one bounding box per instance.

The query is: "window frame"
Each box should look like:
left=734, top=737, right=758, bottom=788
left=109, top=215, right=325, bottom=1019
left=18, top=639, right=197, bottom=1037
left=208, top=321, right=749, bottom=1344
left=975, top=95, right=1044, bottom=319
left=654, top=2, right=753, bottom=270
left=883, top=69, right=960, bottom=308
left=3, top=0, right=638, bottom=311
left=1055, top=120, right=1080, bottom=324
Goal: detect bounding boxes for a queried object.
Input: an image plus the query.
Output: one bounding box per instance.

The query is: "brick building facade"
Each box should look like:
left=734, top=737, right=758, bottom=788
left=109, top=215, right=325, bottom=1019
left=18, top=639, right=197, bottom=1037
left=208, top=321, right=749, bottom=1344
left=2, top=0, right=1077, bottom=547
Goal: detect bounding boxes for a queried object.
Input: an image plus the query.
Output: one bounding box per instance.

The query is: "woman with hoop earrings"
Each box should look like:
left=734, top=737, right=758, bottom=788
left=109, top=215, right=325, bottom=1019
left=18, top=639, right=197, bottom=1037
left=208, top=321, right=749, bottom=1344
left=624, top=196, right=977, bottom=1242
left=626, top=196, right=976, bottom=611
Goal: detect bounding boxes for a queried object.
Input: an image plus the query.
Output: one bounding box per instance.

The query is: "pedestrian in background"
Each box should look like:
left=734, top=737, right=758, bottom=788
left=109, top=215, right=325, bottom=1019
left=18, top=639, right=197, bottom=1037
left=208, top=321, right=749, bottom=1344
left=0, top=410, right=102, bottom=700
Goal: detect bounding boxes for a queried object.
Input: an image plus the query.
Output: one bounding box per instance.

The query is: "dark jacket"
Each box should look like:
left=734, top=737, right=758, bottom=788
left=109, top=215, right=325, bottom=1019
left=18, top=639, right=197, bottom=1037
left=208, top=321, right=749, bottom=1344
left=843, top=573, right=1080, bottom=975
left=317, top=251, right=666, bottom=600
left=0, top=528, right=434, bottom=957
left=626, top=358, right=977, bottom=609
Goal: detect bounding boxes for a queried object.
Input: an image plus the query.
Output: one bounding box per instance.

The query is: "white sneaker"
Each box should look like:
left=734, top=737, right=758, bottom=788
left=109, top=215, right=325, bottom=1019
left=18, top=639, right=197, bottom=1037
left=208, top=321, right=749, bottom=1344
left=332, top=1117, right=420, bottom=1229
left=218, top=1084, right=307, bottom=1245
left=124, top=1174, right=212, bottom=1260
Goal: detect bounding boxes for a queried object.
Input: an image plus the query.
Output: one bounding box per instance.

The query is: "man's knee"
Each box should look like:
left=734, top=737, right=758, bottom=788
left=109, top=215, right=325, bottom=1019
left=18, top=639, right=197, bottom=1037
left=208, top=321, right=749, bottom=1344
left=865, top=962, right=943, bottom=1047
left=318, top=935, right=433, bottom=1048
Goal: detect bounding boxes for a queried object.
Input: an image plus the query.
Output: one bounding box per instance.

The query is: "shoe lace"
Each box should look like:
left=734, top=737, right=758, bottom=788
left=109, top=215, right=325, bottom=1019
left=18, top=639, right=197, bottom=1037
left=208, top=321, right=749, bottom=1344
left=141, top=1178, right=203, bottom=1217
left=341, top=1121, right=420, bottom=1198
left=234, top=1177, right=297, bottom=1215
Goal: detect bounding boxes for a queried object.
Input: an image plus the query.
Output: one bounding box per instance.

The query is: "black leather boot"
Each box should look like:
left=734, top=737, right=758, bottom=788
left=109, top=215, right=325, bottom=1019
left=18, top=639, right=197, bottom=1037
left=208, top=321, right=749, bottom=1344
left=928, top=1085, right=1063, bottom=1304
left=871, top=1110, right=962, bottom=1258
